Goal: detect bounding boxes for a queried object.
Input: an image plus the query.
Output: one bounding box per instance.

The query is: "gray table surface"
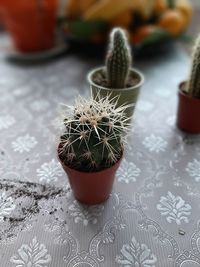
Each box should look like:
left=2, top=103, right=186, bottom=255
left=0, top=41, right=200, bottom=267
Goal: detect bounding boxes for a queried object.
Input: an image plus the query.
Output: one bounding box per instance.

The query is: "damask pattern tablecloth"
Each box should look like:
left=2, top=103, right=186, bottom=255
left=0, top=44, right=200, bottom=267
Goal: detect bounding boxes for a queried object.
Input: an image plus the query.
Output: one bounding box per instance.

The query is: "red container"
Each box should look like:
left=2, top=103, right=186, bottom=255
left=58, top=150, right=122, bottom=205
left=0, top=0, right=57, bottom=52
left=177, top=81, right=200, bottom=134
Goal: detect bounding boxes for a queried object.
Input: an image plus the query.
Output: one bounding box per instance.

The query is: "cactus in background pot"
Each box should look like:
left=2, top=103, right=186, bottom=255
left=177, top=33, right=200, bottom=134
left=87, top=27, right=144, bottom=120
left=58, top=95, right=130, bottom=204
left=106, top=28, right=131, bottom=88
left=187, top=34, right=200, bottom=99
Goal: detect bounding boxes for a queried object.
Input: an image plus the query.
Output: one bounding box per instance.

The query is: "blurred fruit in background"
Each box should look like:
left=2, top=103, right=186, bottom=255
left=0, top=0, right=193, bottom=53
left=62, top=0, right=193, bottom=48
left=0, top=0, right=58, bottom=52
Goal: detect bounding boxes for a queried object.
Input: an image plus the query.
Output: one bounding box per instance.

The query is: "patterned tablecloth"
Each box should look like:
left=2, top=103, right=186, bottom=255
left=0, top=43, right=200, bottom=267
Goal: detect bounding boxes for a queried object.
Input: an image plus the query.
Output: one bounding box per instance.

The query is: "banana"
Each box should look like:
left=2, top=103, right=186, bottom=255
left=65, top=0, right=81, bottom=18
left=111, top=10, right=132, bottom=28
left=83, top=0, right=135, bottom=21
left=153, top=0, right=168, bottom=14
left=80, top=0, right=98, bottom=14
left=176, top=0, right=193, bottom=27
left=66, top=0, right=98, bottom=18
left=136, top=0, right=155, bottom=19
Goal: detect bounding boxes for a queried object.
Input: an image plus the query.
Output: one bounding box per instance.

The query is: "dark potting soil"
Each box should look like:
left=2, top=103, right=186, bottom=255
left=0, top=179, right=69, bottom=242
left=93, top=70, right=140, bottom=88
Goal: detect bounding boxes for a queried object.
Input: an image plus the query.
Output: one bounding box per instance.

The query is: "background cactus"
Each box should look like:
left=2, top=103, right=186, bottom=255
left=187, top=34, right=200, bottom=99
left=106, top=28, right=132, bottom=89
left=58, top=95, right=130, bottom=172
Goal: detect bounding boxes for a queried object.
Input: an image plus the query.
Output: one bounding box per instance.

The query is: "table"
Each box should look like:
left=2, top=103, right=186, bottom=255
left=0, top=40, right=200, bottom=267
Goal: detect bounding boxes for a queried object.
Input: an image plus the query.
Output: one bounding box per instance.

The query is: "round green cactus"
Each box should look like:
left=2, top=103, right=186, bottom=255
left=106, top=28, right=132, bottom=89
left=187, top=34, right=200, bottom=99
left=58, top=95, right=130, bottom=172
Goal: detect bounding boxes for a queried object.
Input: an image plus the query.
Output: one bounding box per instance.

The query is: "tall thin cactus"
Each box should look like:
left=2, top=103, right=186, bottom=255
left=187, top=34, right=200, bottom=99
left=58, top=95, right=130, bottom=172
left=106, top=28, right=132, bottom=89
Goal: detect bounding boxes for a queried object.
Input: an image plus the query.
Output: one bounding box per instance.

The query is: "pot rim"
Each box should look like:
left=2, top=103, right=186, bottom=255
left=178, top=81, right=200, bottom=103
left=57, top=145, right=123, bottom=175
left=87, top=66, right=145, bottom=91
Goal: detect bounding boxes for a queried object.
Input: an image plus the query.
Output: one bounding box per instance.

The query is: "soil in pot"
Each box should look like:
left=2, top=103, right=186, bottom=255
left=92, top=68, right=140, bottom=89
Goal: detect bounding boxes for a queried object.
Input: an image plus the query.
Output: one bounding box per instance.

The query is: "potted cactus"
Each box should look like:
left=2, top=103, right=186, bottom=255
left=177, top=34, right=200, bottom=133
left=87, top=27, right=144, bottom=119
left=57, top=95, right=130, bottom=205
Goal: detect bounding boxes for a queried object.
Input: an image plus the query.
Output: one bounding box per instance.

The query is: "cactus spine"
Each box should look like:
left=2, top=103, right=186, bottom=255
left=187, top=34, right=200, bottom=99
left=59, top=95, right=130, bottom=172
left=106, top=28, right=132, bottom=89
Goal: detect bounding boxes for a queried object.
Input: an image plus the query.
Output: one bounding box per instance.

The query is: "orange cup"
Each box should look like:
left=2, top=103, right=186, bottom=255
left=0, top=0, right=57, bottom=52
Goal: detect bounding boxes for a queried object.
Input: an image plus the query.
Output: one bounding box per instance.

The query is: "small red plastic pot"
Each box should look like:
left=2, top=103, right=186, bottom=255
left=0, top=0, right=57, bottom=52
left=58, top=150, right=122, bottom=205
left=177, top=81, right=200, bottom=134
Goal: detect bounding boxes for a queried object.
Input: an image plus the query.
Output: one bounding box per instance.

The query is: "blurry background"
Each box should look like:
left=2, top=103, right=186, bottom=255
left=191, top=0, right=199, bottom=6
left=0, top=0, right=198, bottom=57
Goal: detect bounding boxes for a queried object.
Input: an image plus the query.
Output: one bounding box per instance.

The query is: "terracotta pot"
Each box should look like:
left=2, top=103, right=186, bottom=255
left=177, top=81, right=200, bottom=133
left=87, top=67, right=144, bottom=121
left=58, top=150, right=122, bottom=205
left=0, top=0, right=57, bottom=52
